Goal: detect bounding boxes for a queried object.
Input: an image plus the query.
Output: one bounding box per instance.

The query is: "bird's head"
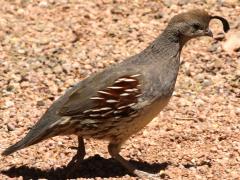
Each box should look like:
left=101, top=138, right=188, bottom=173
left=165, top=9, right=230, bottom=44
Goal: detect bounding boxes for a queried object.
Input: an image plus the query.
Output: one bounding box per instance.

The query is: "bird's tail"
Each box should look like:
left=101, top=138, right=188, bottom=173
left=2, top=139, right=27, bottom=156
left=2, top=130, right=53, bottom=156
left=2, top=115, right=68, bottom=156
left=1, top=126, right=56, bottom=156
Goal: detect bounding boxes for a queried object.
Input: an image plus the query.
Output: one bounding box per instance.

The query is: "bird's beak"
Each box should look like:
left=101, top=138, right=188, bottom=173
left=204, top=28, right=213, bottom=37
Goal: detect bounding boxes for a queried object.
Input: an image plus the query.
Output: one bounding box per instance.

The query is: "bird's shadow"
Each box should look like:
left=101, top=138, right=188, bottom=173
left=1, top=155, right=169, bottom=180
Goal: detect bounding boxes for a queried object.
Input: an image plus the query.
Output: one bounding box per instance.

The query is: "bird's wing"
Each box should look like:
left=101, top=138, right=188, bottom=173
left=58, top=73, right=143, bottom=120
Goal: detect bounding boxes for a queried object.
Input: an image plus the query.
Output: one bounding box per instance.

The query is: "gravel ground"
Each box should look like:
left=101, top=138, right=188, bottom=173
left=0, top=0, right=239, bottom=179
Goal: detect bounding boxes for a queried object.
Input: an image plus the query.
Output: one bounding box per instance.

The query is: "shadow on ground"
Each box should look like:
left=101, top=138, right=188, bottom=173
left=1, top=155, right=169, bottom=180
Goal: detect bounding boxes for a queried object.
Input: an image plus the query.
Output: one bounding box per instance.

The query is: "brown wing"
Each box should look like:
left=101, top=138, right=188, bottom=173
left=58, top=74, right=142, bottom=119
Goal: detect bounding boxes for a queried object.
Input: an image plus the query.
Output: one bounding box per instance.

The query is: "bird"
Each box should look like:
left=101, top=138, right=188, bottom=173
left=2, top=9, right=229, bottom=179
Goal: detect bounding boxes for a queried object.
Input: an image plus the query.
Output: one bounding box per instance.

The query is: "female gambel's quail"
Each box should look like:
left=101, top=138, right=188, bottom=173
left=2, top=9, right=229, bottom=179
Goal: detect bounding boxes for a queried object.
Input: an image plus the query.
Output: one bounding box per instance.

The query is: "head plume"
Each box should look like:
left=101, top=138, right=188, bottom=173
left=167, top=9, right=230, bottom=34
left=210, top=15, right=230, bottom=33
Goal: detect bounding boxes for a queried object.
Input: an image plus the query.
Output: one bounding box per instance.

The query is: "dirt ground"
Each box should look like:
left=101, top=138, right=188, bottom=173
left=0, top=0, right=239, bottom=179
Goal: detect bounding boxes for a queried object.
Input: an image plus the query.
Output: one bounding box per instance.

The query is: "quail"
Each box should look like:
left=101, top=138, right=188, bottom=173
left=2, top=9, right=229, bottom=179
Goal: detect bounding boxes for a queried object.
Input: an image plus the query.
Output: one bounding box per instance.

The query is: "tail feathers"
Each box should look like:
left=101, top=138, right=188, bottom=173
left=2, top=100, right=68, bottom=156
left=2, top=129, right=54, bottom=156
left=2, top=115, right=68, bottom=156
left=2, top=134, right=49, bottom=156
left=2, top=139, right=27, bottom=156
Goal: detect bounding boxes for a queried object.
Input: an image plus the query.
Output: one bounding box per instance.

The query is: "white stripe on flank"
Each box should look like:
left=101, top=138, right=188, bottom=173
left=90, top=97, right=104, bottom=100
left=107, top=86, right=123, bottom=89
left=101, top=110, right=114, bottom=117
left=120, top=93, right=130, bottom=97
left=124, top=88, right=138, bottom=92
left=128, top=103, right=136, bottom=107
left=97, top=90, right=111, bottom=95
left=114, top=110, right=123, bottom=114
left=83, top=109, right=92, bottom=113
left=92, top=107, right=112, bottom=112
left=115, top=78, right=136, bottom=83
left=59, top=116, right=71, bottom=125
left=130, top=74, right=141, bottom=78
left=117, top=105, right=129, bottom=109
left=89, top=114, right=100, bottom=117
left=106, top=99, right=119, bottom=103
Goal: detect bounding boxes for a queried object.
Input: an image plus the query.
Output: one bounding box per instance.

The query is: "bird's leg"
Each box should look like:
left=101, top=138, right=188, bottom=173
left=67, top=136, right=86, bottom=168
left=108, top=142, right=160, bottom=180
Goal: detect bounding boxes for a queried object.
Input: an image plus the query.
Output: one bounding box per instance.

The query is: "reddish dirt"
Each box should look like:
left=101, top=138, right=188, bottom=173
left=0, top=0, right=239, bottom=179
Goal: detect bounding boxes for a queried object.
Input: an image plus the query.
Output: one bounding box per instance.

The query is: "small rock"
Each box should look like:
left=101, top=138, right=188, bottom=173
left=38, top=38, right=50, bottom=45
left=235, top=108, right=240, bottom=115
left=84, top=64, right=92, bottom=70
left=163, top=0, right=174, bottom=7
left=232, top=19, right=240, bottom=29
left=39, top=1, right=49, bottom=8
left=4, top=100, right=14, bottom=108
left=208, top=44, right=218, bottom=52
left=183, top=62, right=192, bottom=76
left=222, top=0, right=240, bottom=7
left=17, top=8, right=25, bottom=15
left=195, top=99, right=205, bottom=107
left=206, top=0, right=217, bottom=5
left=53, top=65, right=63, bottom=74
left=178, top=0, right=190, bottom=5
left=223, top=31, right=240, bottom=53
left=195, top=74, right=205, bottom=82
left=202, top=79, right=212, bottom=87
left=154, top=12, right=164, bottom=19
left=12, top=74, right=22, bottom=82
left=62, top=63, right=71, bottom=73
left=20, top=81, right=30, bottom=88
left=97, top=62, right=104, bottom=68
left=214, top=32, right=225, bottom=41
left=17, top=48, right=26, bottom=54
left=6, top=85, right=14, bottom=92
left=7, top=123, right=15, bottom=131
left=179, top=98, right=191, bottom=107
left=72, top=62, right=79, bottom=69
left=37, top=100, right=45, bottom=106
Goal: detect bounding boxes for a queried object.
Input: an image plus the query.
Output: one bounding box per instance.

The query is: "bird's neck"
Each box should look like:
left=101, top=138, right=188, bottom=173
left=147, top=30, right=183, bottom=59
left=162, top=27, right=192, bottom=49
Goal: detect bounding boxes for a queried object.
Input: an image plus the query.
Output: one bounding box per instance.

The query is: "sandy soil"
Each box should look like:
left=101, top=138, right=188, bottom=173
left=0, top=0, right=239, bottom=179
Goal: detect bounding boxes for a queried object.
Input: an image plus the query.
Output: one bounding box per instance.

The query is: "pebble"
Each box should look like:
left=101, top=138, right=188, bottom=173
left=84, top=64, right=93, bottom=70
left=154, top=13, right=164, bottom=19
left=4, top=100, right=14, bottom=108
left=235, top=108, right=240, bottom=115
left=208, top=43, right=218, bottom=52
left=39, top=1, right=49, bottom=8
left=53, top=65, right=63, bottom=74
left=195, top=99, right=205, bottom=107
left=163, top=0, right=174, bottom=7
left=178, top=0, right=190, bottom=5
left=202, top=79, right=212, bottom=87
left=214, top=32, right=225, bottom=41
left=195, top=74, right=205, bottom=82
left=222, top=0, right=240, bottom=7
left=17, top=48, right=26, bottom=54
left=223, top=31, right=240, bottom=53
left=37, top=100, right=45, bottom=106
left=62, top=63, right=71, bottom=73
left=7, top=123, right=15, bottom=131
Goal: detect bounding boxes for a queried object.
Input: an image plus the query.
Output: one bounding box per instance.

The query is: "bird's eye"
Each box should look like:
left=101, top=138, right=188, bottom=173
left=193, top=23, right=202, bottom=30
